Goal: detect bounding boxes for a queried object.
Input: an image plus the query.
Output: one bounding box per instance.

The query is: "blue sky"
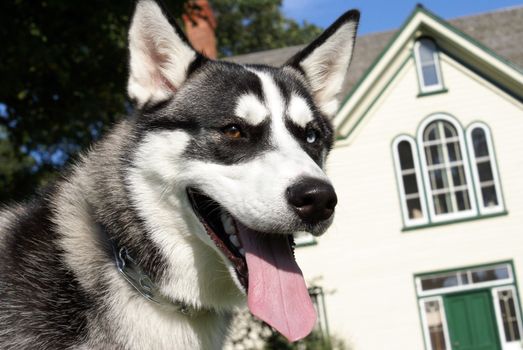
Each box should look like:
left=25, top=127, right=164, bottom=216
left=282, top=0, right=523, bottom=35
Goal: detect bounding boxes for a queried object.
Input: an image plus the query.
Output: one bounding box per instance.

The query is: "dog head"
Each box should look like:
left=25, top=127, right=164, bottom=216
left=124, top=0, right=358, bottom=341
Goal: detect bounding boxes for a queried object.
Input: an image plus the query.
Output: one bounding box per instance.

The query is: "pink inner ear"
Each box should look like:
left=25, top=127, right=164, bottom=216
left=147, top=43, right=178, bottom=93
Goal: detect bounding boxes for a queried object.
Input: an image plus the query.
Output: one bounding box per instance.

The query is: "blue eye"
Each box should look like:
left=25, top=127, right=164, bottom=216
left=306, top=129, right=318, bottom=144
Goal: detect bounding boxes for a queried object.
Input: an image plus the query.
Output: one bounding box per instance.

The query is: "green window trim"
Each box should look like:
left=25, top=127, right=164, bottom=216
left=402, top=210, right=508, bottom=232
left=417, top=88, right=448, bottom=98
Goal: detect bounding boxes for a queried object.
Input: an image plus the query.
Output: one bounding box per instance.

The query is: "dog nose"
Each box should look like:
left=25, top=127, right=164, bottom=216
left=286, top=178, right=338, bottom=224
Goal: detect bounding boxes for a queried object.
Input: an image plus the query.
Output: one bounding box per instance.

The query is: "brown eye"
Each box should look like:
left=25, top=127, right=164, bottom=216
left=222, top=124, right=242, bottom=139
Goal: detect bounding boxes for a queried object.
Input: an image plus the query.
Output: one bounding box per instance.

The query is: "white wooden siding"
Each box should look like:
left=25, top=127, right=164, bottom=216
left=295, top=52, right=523, bottom=350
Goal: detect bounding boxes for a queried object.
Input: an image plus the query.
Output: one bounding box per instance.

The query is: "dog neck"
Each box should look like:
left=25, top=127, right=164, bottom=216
left=98, top=222, right=209, bottom=317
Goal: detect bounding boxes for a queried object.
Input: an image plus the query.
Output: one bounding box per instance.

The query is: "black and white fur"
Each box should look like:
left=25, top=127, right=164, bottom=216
left=0, top=1, right=359, bottom=349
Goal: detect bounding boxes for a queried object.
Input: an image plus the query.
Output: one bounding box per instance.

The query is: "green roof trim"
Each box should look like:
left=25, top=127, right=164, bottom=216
left=336, top=6, right=422, bottom=132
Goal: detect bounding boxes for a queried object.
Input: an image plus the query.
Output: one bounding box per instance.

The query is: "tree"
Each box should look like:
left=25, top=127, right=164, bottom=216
left=0, top=0, right=322, bottom=202
left=212, top=0, right=322, bottom=57
left=0, top=1, right=188, bottom=202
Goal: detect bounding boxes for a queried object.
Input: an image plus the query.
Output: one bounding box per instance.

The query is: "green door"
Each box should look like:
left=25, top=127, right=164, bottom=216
left=444, top=290, right=501, bottom=350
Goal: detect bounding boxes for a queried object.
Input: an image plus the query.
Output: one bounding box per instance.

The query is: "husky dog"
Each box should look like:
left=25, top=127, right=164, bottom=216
left=0, top=1, right=359, bottom=349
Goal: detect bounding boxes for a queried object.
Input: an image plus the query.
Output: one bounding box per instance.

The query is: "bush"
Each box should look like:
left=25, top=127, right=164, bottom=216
left=225, top=308, right=350, bottom=350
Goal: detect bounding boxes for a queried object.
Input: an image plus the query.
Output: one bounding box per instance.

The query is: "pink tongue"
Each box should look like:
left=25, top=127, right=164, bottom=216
left=235, top=223, right=316, bottom=342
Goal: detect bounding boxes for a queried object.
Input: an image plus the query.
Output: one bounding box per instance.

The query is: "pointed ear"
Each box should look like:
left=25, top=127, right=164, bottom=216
left=286, top=10, right=359, bottom=118
left=127, top=0, right=206, bottom=108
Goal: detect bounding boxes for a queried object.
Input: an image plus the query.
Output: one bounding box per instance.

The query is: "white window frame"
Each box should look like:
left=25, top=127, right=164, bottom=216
left=414, top=38, right=444, bottom=93
left=492, top=286, right=523, bottom=350
left=416, top=263, right=513, bottom=297
left=392, top=135, right=429, bottom=227
left=466, top=122, right=504, bottom=215
left=417, top=114, right=478, bottom=223
left=419, top=296, right=452, bottom=350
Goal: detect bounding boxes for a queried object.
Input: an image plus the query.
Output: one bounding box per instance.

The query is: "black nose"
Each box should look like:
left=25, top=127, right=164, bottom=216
left=286, top=178, right=338, bottom=224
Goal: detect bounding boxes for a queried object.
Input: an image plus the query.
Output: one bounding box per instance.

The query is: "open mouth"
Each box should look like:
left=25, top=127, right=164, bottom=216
left=187, top=188, right=252, bottom=288
left=187, top=187, right=317, bottom=342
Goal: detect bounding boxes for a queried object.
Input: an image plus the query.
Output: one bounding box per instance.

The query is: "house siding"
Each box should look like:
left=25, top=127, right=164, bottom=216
left=295, top=52, right=523, bottom=349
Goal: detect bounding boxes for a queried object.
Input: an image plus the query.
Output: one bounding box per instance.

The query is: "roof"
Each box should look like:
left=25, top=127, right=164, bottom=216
left=226, top=5, right=523, bottom=100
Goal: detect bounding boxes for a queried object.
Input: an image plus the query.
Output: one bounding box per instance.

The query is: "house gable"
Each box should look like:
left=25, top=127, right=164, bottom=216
left=334, top=6, right=523, bottom=146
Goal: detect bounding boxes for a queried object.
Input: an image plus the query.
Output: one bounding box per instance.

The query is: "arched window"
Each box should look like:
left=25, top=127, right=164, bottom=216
left=393, top=136, right=428, bottom=226
left=393, top=116, right=505, bottom=228
left=414, top=38, right=444, bottom=93
left=418, top=115, right=476, bottom=221
left=466, top=123, right=504, bottom=214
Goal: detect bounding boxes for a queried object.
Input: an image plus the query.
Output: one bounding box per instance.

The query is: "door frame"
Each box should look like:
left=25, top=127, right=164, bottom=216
left=416, top=261, right=523, bottom=350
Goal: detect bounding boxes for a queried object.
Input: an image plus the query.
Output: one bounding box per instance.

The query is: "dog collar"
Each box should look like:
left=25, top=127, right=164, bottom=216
left=99, top=224, right=207, bottom=317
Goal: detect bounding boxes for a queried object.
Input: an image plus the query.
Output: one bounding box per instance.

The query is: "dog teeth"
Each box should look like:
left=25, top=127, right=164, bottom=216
left=230, top=234, right=240, bottom=247
left=239, top=248, right=245, bottom=256
left=220, top=212, right=236, bottom=235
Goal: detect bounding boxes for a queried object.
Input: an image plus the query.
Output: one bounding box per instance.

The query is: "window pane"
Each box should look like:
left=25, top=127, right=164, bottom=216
left=497, top=289, right=521, bottom=342
left=455, top=190, right=471, bottom=211
left=422, top=65, right=439, bottom=86
left=443, top=123, right=458, bottom=139
left=434, top=194, right=451, bottom=214
left=421, top=273, right=459, bottom=291
left=426, top=125, right=440, bottom=141
left=407, top=198, right=423, bottom=219
left=419, top=39, right=436, bottom=63
left=472, top=128, right=489, bottom=157
left=451, top=166, right=466, bottom=186
left=478, top=161, right=494, bottom=182
left=444, top=125, right=457, bottom=138
left=429, top=169, right=447, bottom=190
left=471, top=266, right=509, bottom=283
left=447, top=142, right=462, bottom=162
left=403, top=174, right=419, bottom=194
left=424, top=300, right=448, bottom=350
left=398, top=141, right=414, bottom=169
left=426, top=145, right=443, bottom=165
left=395, top=138, right=426, bottom=224
left=481, top=186, right=499, bottom=207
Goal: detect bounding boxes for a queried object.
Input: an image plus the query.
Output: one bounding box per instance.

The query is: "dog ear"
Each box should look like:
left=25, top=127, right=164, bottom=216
left=285, top=10, right=359, bottom=118
left=127, top=0, right=206, bottom=108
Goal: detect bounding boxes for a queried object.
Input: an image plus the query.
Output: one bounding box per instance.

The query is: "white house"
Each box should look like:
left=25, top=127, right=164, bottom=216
left=231, top=5, right=523, bottom=350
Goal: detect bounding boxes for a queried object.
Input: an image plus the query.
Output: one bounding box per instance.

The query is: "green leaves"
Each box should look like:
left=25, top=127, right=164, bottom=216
left=212, top=0, right=323, bottom=57
left=0, top=1, right=151, bottom=201
left=0, top=0, right=321, bottom=202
